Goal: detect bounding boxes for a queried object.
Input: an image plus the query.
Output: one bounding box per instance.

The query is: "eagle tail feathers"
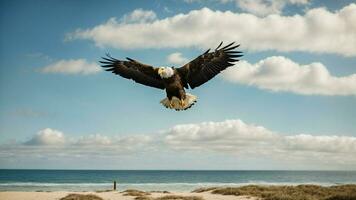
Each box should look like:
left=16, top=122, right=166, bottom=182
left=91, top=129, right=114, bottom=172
left=160, top=93, right=197, bottom=111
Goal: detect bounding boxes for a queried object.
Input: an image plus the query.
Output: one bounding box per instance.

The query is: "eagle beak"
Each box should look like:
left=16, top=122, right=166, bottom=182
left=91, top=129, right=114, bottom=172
left=158, top=68, right=163, bottom=76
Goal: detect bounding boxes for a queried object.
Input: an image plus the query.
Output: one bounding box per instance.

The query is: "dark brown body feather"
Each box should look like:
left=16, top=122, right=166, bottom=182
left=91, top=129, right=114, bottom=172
left=162, top=69, right=186, bottom=101
left=99, top=42, right=242, bottom=103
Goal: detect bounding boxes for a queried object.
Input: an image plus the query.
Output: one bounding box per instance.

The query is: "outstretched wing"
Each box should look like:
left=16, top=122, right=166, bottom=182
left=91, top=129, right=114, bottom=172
left=100, top=54, right=165, bottom=90
left=177, top=42, right=242, bottom=89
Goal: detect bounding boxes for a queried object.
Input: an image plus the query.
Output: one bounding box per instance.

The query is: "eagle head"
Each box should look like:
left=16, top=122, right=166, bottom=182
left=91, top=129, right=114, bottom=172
left=158, top=67, right=174, bottom=79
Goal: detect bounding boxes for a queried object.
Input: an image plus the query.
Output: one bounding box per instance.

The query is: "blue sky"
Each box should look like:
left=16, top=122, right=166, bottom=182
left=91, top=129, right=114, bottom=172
left=0, top=0, right=356, bottom=170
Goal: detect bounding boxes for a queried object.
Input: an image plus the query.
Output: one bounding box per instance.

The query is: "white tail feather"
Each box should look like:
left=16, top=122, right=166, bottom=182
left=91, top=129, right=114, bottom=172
left=160, top=93, right=197, bottom=111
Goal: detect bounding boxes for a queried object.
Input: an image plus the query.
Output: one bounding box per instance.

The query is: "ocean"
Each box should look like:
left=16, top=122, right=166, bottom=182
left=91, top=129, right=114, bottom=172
left=0, top=170, right=356, bottom=192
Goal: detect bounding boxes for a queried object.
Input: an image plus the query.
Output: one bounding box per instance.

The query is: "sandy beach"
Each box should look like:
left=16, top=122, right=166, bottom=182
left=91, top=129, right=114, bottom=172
left=2, top=184, right=356, bottom=200
left=0, top=190, right=256, bottom=200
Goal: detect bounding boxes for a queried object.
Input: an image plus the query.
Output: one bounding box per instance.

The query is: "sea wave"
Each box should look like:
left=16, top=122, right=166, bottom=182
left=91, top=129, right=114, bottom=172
left=0, top=183, right=112, bottom=186
left=0, top=181, right=346, bottom=192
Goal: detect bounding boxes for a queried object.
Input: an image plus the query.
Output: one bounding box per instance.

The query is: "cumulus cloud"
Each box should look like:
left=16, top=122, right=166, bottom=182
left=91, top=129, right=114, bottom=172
left=40, top=59, right=101, bottom=75
left=75, top=134, right=112, bottom=146
left=167, top=52, right=189, bottom=65
left=24, top=128, right=66, bottom=146
left=74, top=134, right=152, bottom=149
left=183, top=0, right=309, bottom=13
left=122, top=9, right=157, bottom=23
left=67, top=4, right=356, bottom=56
left=1, top=121, right=356, bottom=168
left=284, top=134, right=356, bottom=153
left=236, top=0, right=309, bottom=16
left=3, top=129, right=153, bottom=159
left=165, top=120, right=277, bottom=152
left=164, top=120, right=356, bottom=164
left=221, top=56, right=356, bottom=95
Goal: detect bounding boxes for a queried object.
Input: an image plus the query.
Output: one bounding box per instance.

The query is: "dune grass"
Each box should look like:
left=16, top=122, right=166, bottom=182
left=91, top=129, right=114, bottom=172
left=122, top=189, right=202, bottom=200
left=191, top=187, right=218, bottom=193
left=95, top=189, right=113, bottom=193
left=135, top=195, right=204, bottom=200
left=155, top=195, right=204, bottom=200
left=60, top=194, right=103, bottom=200
left=193, top=184, right=356, bottom=200
left=122, top=189, right=151, bottom=197
left=149, top=190, right=170, bottom=194
left=135, top=196, right=152, bottom=200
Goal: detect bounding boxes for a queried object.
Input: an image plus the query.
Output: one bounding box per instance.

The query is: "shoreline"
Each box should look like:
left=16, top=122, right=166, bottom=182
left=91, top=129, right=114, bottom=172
left=1, top=181, right=353, bottom=192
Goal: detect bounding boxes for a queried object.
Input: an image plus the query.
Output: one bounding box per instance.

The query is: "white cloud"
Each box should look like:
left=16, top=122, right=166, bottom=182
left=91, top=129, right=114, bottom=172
left=8, top=130, right=153, bottom=158
left=164, top=120, right=356, bottom=164
left=24, top=128, right=66, bottom=146
left=1, top=121, right=356, bottom=169
left=26, top=52, right=53, bottom=61
left=40, top=59, right=101, bottom=75
left=164, top=7, right=172, bottom=13
left=76, top=134, right=112, bottom=145
left=122, top=9, right=157, bottom=23
left=167, top=52, right=189, bottom=65
left=236, top=0, right=309, bottom=16
left=284, top=134, right=356, bottom=153
left=221, top=56, right=356, bottom=96
left=67, top=4, right=356, bottom=56
left=165, top=120, right=277, bottom=152
left=75, top=134, right=152, bottom=148
left=183, top=0, right=308, bottom=15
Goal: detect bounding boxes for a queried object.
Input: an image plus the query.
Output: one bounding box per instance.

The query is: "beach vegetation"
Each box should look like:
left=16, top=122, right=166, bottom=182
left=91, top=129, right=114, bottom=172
left=122, top=189, right=151, bottom=196
left=135, top=195, right=204, bottom=200
left=193, top=184, right=356, bottom=200
left=59, top=194, right=104, bottom=200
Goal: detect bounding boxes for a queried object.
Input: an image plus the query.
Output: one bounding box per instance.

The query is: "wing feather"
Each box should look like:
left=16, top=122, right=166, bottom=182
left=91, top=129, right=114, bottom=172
left=100, top=54, right=165, bottom=90
left=177, top=42, right=243, bottom=89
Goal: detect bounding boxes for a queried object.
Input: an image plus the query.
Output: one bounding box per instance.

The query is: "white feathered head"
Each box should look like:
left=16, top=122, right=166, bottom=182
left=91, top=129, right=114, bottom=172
left=158, top=67, right=174, bottom=78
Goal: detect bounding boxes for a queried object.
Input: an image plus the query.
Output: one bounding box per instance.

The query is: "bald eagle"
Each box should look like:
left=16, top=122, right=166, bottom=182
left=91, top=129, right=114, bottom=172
left=100, top=42, right=242, bottom=111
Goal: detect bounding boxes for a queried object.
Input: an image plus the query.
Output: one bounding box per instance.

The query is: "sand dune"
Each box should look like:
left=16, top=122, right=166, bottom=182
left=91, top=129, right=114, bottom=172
left=2, top=185, right=356, bottom=200
left=0, top=191, right=256, bottom=200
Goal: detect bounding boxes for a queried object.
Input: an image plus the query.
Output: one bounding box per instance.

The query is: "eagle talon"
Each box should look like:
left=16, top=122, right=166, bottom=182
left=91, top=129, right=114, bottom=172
left=180, top=99, right=185, bottom=108
left=169, top=100, right=174, bottom=109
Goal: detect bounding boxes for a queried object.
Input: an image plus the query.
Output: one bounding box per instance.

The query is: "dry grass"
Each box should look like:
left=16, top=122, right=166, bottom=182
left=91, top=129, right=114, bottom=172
left=193, top=184, right=356, bottom=200
left=60, top=194, right=103, bottom=200
left=135, top=195, right=204, bottom=200
left=122, top=189, right=183, bottom=200
left=95, top=189, right=113, bottom=193
left=149, top=190, right=171, bottom=194
left=156, top=195, right=204, bottom=200
left=135, top=196, right=153, bottom=200
left=191, top=187, right=218, bottom=193
left=122, top=189, right=151, bottom=197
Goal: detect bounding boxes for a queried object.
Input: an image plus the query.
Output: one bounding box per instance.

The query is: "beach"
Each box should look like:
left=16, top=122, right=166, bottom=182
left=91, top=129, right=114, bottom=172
left=1, top=170, right=356, bottom=199
left=0, top=190, right=255, bottom=200
left=2, top=185, right=356, bottom=200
